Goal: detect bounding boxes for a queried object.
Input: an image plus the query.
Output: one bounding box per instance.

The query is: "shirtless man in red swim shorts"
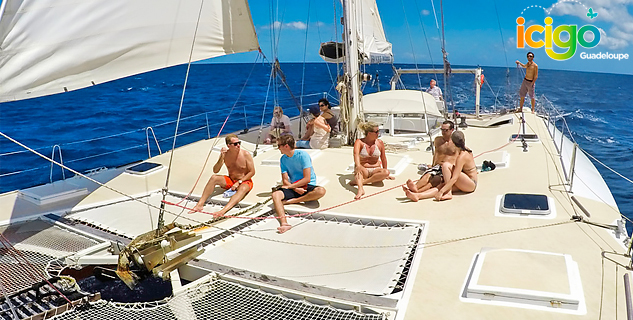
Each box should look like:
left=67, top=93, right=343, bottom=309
left=191, top=134, right=255, bottom=217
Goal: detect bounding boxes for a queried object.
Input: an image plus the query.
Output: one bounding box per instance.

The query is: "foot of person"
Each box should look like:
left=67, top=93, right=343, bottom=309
left=189, top=204, right=203, bottom=213
left=406, top=179, right=418, bottom=192
left=355, top=187, right=365, bottom=200
left=386, top=175, right=395, bottom=180
left=209, top=210, right=225, bottom=218
left=440, top=191, right=452, bottom=201
left=402, top=186, right=419, bottom=202
left=277, top=224, right=292, bottom=234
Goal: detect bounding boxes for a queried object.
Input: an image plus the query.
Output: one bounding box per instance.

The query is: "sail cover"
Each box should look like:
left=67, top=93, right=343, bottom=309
left=0, top=0, right=259, bottom=102
left=356, top=0, right=392, bottom=64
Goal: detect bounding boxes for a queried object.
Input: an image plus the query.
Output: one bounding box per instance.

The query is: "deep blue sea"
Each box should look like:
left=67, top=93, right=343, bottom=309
left=1, top=63, right=632, bottom=222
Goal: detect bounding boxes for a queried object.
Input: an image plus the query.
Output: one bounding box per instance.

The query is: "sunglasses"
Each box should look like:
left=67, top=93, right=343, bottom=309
left=441, top=128, right=451, bottom=132
left=229, top=141, right=241, bottom=146
left=319, top=104, right=326, bottom=107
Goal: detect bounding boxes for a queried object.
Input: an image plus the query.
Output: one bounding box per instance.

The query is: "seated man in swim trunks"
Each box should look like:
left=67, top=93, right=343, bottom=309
left=403, top=131, right=477, bottom=201
left=191, top=134, right=255, bottom=217
left=272, top=135, right=326, bottom=234
left=405, top=120, right=458, bottom=193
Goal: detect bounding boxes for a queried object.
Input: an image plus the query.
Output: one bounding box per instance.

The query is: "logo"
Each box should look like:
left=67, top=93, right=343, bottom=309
left=516, top=14, right=600, bottom=61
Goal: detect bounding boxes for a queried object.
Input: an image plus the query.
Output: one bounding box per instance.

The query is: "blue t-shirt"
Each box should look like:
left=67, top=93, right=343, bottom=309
left=280, top=150, right=317, bottom=185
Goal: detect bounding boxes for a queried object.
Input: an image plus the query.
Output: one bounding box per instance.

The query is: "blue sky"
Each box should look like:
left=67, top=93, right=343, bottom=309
left=214, top=0, right=633, bottom=75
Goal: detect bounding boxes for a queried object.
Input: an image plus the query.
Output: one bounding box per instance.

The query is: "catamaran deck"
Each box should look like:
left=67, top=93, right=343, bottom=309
left=0, top=110, right=629, bottom=319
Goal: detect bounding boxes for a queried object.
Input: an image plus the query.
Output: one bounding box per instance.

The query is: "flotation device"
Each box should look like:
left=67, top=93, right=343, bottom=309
left=480, top=74, right=484, bottom=87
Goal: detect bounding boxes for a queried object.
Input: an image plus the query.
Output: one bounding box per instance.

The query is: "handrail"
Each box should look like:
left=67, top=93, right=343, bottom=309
left=49, top=145, right=65, bottom=183
left=538, top=95, right=579, bottom=190
left=1, top=92, right=329, bottom=192
left=145, top=127, right=162, bottom=158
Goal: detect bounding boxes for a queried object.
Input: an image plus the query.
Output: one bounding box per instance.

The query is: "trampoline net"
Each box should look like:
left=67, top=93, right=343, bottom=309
left=51, top=277, right=387, bottom=320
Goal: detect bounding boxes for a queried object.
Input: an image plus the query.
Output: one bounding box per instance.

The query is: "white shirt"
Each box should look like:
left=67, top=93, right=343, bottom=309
left=427, top=86, right=442, bottom=101
left=270, top=115, right=292, bottom=135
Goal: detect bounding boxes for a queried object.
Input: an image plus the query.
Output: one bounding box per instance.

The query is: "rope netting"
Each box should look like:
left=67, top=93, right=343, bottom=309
left=0, top=220, right=101, bottom=294
left=50, top=277, right=386, bottom=320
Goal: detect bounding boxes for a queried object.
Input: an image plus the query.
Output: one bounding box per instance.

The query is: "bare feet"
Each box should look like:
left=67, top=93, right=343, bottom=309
left=406, top=179, right=418, bottom=192
left=189, top=204, right=203, bottom=213
left=386, top=175, right=395, bottom=180
left=277, top=223, right=292, bottom=234
left=402, top=186, right=419, bottom=202
left=355, top=186, right=365, bottom=200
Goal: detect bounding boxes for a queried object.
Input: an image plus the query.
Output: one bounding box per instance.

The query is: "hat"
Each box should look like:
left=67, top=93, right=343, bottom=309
left=309, top=105, right=321, bottom=116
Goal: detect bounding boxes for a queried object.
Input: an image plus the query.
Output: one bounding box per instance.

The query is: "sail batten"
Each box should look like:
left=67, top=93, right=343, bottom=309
left=0, top=0, right=259, bottom=102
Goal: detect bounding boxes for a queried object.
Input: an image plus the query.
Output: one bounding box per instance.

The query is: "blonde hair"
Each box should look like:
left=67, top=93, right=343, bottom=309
left=359, top=122, right=379, bottom=136
left=225, top=134, right=238, bottom=145
left=273, top=106, right=283, bottom=115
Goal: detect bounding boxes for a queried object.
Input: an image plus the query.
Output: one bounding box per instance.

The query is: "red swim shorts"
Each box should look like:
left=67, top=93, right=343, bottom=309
left=223, top=176, right=253, bottom=191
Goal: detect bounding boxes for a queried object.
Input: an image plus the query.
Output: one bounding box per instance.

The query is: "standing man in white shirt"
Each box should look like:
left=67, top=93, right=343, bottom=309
left=426, top=79, right=443, bottom=101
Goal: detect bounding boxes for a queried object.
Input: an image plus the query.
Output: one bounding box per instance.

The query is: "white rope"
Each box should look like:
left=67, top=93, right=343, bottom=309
left=583, top=149, right=633, bottom=184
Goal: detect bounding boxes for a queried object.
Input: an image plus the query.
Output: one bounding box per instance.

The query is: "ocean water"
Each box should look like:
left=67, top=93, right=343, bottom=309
left=0, top=63, right=632, bottom=222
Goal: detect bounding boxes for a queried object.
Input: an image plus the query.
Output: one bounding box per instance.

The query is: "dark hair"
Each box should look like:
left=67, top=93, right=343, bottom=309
left=527, top=52, right=534, bottom=57
left=442, top=120, right=454, bottom=130
left=225, top=134, right=238, bottom=145
left=451, top=131, right=472, bottom=153
left=318, top=98, right=331, bottom=109
left=278, top=135, right=295, bottom=149
left=309, top=105, right=321, bottom=116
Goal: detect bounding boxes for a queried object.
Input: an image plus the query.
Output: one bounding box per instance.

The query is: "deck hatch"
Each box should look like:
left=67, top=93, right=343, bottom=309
left=500, top=193, right=550, bottom=215
left=125, top=162, right=163, bottom=175
left=510, top=133, right=539, bottom=142
left=462, top=248, right=585, bottom=314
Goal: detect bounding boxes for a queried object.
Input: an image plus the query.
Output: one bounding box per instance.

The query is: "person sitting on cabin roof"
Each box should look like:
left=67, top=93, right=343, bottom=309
left=190, top=134, right=255, bottom=216
left=272, top=135, right=326, bottom=234
left=295, top=105, right=330, bottom=149
left=426, top=79, right=443, bottom=101
left=318, top=98, right=339, bottom=137
left=264, top=106, right=292, bottom=144
left=404, top=120, right=458, bottom=194
left=350, top=122, right=394, bottom=199
left=403, top=130, right=477, bottom=201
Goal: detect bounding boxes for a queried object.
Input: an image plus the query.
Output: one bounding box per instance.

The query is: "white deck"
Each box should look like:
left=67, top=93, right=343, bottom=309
left=0, top=111, right=630, bottom=319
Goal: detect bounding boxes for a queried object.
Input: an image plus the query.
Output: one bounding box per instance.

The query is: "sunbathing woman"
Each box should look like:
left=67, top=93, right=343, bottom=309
left=403, top=130, right=477, bottom=201
left=351, top=122, right=393, bottom=199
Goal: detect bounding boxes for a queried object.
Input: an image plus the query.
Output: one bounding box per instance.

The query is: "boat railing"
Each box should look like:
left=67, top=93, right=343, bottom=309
left=145, top=127, right=162, bottom=158
left=0, top=93, right=330, bottom=193
left=49, top=145, right=65, bottom=183
left=538, top=94, right=580, bottom=190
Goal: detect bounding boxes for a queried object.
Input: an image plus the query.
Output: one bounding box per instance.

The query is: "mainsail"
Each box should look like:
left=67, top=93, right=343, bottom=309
left=0, top=0, right=259, bottom=102
left=319, top=0, right=392, bottom=64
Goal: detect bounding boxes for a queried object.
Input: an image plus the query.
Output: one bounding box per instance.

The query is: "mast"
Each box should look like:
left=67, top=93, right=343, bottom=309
left=341, top=0, right=362, bottom=144
left=440, top=0, right=451, bottom=118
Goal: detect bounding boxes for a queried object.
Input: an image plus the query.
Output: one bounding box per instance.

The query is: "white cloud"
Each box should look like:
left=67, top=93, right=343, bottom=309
left=421, top=9, right=430, bottom=16
left=547, top=0, right=633, bottom=48
left=262, top=21, right=308, bottom=30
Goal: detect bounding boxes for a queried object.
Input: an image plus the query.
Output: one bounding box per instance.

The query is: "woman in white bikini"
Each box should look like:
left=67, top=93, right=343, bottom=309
left=403, top=130, right=477, bottom=201
left=351, top=122, right=393, bottom=199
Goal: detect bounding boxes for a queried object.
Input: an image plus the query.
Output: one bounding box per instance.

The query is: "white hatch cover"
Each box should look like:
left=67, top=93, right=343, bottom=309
left=463, top=248, right=585, bottom=314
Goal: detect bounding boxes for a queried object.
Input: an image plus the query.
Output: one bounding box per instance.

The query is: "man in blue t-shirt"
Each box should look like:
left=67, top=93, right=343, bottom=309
left=272, top=135, right=326, bottom=234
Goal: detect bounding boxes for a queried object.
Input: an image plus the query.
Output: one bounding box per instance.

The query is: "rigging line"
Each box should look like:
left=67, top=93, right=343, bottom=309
left=429, top=0, right=440, bottom=32
left=0, top=277, right=19, bottom=320
left=299, top=0, right=312, bottom=138
left=413, top=0, right=439, bottom=80
left=525, top=112, right=627, bottom=240
left=169, top=52, right=265, bottom=207
left=158, top=0, right=207, bottom=229
left=0, top=234, right=73, bottom=305
left=583, top=149, right=633, bottom=185
left=0, top=131, right=186, bottom=227
left=491, top=0, right=510, bottom=68
left=400, top=0, right=424, bottom=90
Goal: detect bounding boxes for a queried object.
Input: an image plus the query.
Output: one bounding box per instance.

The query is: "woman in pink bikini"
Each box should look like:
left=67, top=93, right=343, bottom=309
left=351, top=122, right=393, bottom=199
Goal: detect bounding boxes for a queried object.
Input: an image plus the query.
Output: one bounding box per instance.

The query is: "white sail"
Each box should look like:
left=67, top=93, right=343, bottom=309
left=0, top=0, right=259, bottom=102
left=356, top=0, right=392, bottom=64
